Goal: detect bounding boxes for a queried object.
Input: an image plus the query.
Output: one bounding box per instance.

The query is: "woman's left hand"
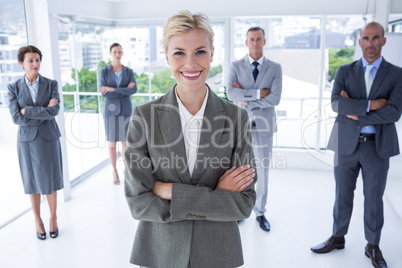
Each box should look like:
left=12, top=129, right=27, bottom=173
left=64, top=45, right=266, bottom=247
left=47, top=98, right=59, bottom=107
left=20, top=108, right=25, bottom=115
left=100, top=86, right=115, bottom=94
left=153, top=181, right=173, bottom=200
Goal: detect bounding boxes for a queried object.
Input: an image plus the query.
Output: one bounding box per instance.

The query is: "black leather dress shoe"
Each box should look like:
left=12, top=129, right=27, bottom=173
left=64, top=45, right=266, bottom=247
left=256, top=215, right=270, bottom=232
left=311, top=236, right=345, bottom=253
left=365, top=243, right=388, bottom=268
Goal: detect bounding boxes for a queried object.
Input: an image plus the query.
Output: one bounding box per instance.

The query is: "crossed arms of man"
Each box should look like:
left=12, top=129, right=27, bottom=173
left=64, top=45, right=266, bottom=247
left=331, top=65, right=402, bottom=125
left=227, top=62, right=282, bottom=109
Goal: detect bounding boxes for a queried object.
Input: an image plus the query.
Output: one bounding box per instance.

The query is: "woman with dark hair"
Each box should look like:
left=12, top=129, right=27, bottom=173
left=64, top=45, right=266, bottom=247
left=100, top=43, right=137, bottom=185
left=8, top=45, right=63, bottom=240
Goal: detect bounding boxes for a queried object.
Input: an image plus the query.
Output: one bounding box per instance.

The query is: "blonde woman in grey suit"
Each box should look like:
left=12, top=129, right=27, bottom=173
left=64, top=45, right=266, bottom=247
left=125, top=11, right=257, bottom=268
left=8, top=46, right=63, bottom=240
left=100, top=43, right=137, bottom=185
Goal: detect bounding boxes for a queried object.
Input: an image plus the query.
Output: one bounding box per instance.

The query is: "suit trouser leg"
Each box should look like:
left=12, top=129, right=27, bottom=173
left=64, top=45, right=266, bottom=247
left=360, top=141, right=389, bottom=245
left=332, top=141, right=389, bottom=243
left=252, top=133, right=273, bottom=217
left=332, top=146, right=361, bottom=237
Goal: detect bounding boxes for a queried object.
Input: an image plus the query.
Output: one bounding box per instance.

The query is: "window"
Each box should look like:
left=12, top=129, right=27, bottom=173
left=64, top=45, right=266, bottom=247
left=233, top=16, right=364, bottom=149
left=0, top=0, right=28, bottom=226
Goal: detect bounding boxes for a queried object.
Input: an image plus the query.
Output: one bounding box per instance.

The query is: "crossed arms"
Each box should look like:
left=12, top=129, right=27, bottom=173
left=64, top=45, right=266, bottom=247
left=331, top=65, right=402, bottom=125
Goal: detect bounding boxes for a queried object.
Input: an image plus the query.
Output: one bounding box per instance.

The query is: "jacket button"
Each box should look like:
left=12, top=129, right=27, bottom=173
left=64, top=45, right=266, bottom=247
left=108, top=104, right=116, bottom=111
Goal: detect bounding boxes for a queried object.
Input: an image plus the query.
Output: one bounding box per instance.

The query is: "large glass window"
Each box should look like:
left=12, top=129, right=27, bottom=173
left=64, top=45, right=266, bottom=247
left=58, top=21, right=113, bottom=180
left=0, top=0, right=29, bottom=225
left=233, top=16, right=364, bottom=149
left=57, top=20, right=226, bottom=182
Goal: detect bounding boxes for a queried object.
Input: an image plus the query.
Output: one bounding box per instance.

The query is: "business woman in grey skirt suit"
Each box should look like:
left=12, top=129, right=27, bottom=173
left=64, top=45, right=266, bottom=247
left=100, top=43, right=137, bottom=185
left=8, top=46, right=63, bottom=240
left=125, top=11, right=256, bottom=268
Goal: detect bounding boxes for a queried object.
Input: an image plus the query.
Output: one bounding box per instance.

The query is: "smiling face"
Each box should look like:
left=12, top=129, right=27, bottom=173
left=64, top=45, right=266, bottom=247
left=110, top=45, right=123, bottom=62
left=246, top=30, right=266, bottom=60
left=165, top=29, right=214, bottom=94
left=19, top=52, right=41, bottom=78
left=359, top=23, right=386, bottom=63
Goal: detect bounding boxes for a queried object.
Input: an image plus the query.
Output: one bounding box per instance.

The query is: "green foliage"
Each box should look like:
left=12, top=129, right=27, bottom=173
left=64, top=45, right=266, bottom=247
left=151, top=68, right=176, bottom=94
left=62, top=60, right=110, bottom=111
left=63, top=95, right=74, bottom=112
left=328, top=47, right=355, bottom=81
left=79, top=95, right=98, bottom=113
left=134, top=72, right=149, bottom=93
left=207, top=64, right=222, bottom=78
left=217, top=86, right=232, bottom=103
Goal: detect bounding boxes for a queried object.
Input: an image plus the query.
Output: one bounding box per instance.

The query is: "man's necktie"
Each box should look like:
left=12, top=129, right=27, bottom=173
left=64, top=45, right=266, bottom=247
left=252, top=61, right=259, bottom=82
left=365, top=65, right=374, bottom=98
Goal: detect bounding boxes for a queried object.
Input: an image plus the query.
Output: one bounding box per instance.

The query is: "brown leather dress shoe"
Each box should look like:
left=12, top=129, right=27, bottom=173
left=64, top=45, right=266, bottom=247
left=365, top=243, right=388, bottom=268
left=311, top=236, right=345, bottom=253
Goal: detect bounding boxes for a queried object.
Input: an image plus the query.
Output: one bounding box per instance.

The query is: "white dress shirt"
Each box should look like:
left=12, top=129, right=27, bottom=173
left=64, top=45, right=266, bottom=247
left=175, top=88, right=209, bottom=177
left=25, top=75, right=40, bottom=104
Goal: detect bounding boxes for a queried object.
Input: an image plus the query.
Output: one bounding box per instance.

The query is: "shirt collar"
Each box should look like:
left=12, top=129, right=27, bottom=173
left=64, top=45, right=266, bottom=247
left=175, top=87, right=209, bottom=124
left=24, top=75, right=39, bottom=86
left=248, top=55, right=264, bottom=66
left=361, top=56, right=383, bottom=70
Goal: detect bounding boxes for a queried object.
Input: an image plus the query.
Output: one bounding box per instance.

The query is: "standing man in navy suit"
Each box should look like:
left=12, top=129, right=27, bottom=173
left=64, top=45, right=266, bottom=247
left=227, top=27, right=282, bottom=232
left=311, top=22, right=402, bottom=268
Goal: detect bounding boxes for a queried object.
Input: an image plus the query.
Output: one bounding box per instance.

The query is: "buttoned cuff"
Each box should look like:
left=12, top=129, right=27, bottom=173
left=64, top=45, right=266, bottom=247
left=256, top=89, right=260, bottom=100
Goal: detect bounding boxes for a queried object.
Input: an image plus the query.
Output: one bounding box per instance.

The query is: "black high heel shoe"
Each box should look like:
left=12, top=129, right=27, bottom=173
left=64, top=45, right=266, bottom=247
left=49, top=223, right=59, bottom=239
left=36, top=222, right=46, bottom=240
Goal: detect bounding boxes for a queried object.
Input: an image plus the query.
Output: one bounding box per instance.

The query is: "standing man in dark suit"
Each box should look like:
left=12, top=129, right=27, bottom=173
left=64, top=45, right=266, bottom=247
left=311, top=22, right=402, bottom=268
left=227, top=27, right=282, bottom=232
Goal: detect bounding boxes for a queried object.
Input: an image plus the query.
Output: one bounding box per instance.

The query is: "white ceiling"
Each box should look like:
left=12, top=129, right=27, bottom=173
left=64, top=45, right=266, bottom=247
left=48, top=0, right=402, bottom=21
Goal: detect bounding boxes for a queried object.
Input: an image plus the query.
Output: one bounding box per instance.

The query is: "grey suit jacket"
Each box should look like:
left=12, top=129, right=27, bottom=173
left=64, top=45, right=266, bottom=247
left=100, top=64, right=137, bottom=116
left=8, top=75, right=61, bottom=142
left=124, top=85, right=256, bottom=268
left=227, top=56, right=282, bottom=135
left=327, top=58, right=402, bottom=159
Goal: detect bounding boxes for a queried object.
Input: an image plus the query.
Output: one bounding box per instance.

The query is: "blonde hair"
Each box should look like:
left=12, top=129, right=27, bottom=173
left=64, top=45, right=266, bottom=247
left=162, top=10, right=214, bottom=53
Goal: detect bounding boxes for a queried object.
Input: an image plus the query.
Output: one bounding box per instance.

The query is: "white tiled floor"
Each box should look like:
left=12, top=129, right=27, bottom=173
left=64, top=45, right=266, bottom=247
left=0, top=165, right=401, bottom=268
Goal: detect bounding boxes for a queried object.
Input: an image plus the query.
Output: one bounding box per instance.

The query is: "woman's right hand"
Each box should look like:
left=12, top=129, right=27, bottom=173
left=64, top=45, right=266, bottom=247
left=215, top=165, right=255, bottom=193
left=47, top=98, right=59, bottom=107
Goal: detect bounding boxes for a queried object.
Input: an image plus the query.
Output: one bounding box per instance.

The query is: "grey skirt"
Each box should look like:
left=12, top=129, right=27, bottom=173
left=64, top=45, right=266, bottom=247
left=17, top=134, right=63, bottom=195
left=104, top=115, right=131, bottom=142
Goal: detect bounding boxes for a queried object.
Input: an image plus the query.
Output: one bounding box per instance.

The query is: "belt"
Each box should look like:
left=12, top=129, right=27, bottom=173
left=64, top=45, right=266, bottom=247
left=358, top=134, right=375, bottom=142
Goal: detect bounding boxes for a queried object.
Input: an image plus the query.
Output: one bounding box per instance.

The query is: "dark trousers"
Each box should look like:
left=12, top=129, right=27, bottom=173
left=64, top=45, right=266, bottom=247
left=332, top=140, right=389, bottom=245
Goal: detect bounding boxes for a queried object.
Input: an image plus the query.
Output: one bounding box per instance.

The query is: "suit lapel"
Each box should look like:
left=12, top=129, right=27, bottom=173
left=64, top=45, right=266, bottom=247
left=243, top=58, right=255, bottom=85
left=107, top=65, right=117, bottom=88
left=120, top=65, right=129, bottom=87
left=256, top=58, right=269, bottom=85
left=369, top=60, right=389, bottom=99
left=157, top=87, right=188, bottom=183
left=19, top=77, right=35, bottom=106
left=191, top=87, right=226, bottom=182
left=355, top=60, right=367, bottom=99
left=35, top=75, right=46, bottom=105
